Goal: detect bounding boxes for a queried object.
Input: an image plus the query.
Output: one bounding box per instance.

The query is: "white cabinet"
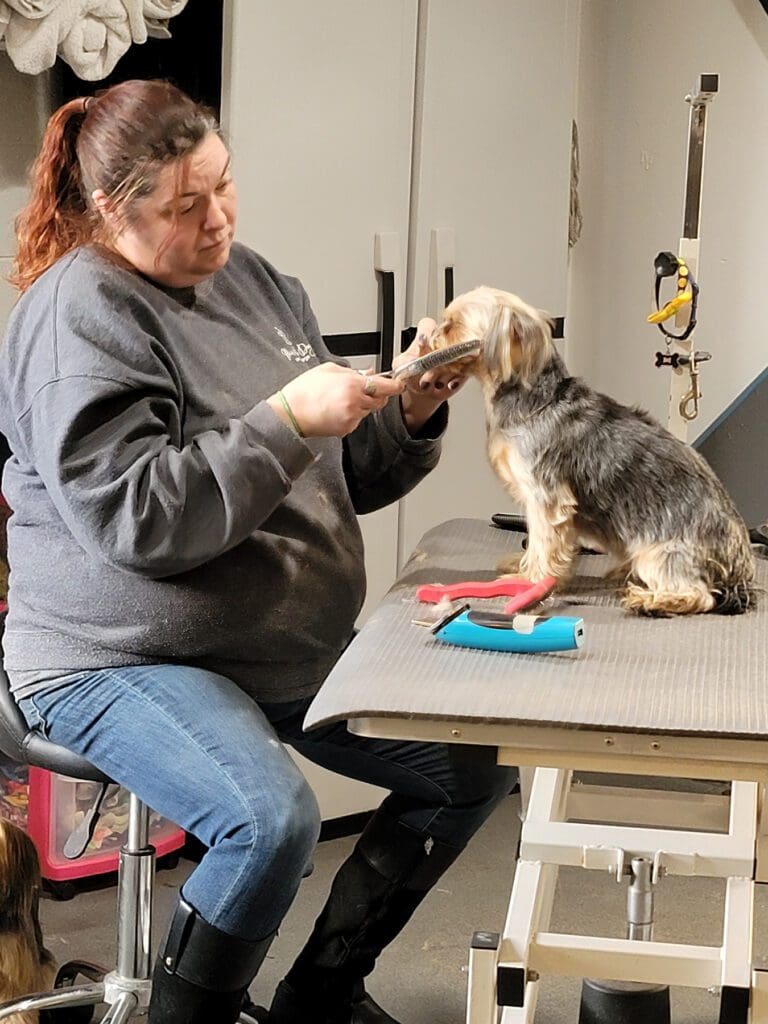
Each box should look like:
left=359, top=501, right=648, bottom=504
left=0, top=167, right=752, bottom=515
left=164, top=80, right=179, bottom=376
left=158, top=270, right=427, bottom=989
left=221, top=0, right=576, bottom=818
left=400, top=0, right=578, bottom=556
left=221, top=1, right=417, bottom=337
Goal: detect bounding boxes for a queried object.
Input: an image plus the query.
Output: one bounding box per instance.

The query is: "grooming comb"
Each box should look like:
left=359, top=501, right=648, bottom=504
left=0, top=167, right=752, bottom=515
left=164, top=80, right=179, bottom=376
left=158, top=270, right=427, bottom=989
left=382, top=339, right=482, bottom=380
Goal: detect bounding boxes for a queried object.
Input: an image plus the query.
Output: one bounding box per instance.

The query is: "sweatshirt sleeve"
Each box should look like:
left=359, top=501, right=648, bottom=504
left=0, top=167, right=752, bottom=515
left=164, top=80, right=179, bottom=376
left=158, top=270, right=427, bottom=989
left=341, top=399, right=448, bottom=514
left=13, top=278, right=315, bottom=579
left=298, top=286, right=448, bottom=515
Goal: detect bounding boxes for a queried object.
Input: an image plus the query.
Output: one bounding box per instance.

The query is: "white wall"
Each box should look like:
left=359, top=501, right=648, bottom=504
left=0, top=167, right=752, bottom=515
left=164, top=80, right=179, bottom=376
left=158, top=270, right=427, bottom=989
left=567, top=0, right=768, bottom=437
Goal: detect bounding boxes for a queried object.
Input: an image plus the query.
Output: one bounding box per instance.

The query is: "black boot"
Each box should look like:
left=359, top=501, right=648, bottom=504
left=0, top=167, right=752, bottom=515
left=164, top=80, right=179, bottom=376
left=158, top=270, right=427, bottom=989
left=148, top=897, right=274, bottom=1024
left=258, top=978, right=404, bottom=1023
left=254, top=979, right=400, bottom=1024
left=261, top=808, right=463, bottom=1023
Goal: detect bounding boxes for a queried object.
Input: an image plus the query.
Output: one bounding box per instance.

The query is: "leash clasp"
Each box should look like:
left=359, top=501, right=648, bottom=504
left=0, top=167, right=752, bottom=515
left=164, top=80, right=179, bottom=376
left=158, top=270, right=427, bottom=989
left=677, top=350, right=712, bottom=422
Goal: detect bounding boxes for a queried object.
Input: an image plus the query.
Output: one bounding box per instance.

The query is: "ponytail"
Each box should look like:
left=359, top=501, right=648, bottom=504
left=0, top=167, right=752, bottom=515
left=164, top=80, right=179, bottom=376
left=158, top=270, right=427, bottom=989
left=10, top=98, right=94, bottom=294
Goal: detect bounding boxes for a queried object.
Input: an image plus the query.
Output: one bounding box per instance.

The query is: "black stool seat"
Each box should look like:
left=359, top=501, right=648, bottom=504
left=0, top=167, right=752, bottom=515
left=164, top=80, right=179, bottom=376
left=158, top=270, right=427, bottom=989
left=0, top=665, right=110, bottom=783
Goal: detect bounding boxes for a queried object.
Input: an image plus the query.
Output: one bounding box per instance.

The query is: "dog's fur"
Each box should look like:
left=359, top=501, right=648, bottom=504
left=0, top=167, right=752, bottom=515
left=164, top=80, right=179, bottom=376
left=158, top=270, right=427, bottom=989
left=0, top=819, right=55, bottom=1023
left=432, top=285, right=756, bottom=615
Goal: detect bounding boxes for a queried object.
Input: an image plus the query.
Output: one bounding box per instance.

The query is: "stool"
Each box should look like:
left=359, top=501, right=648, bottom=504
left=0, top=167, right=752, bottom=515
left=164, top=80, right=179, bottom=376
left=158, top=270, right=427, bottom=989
left=0, top=663, right=259, bottom=1024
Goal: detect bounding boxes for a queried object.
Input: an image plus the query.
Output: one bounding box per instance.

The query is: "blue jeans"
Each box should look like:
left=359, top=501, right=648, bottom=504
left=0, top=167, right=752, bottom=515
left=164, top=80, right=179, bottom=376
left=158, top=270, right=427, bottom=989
left=18, top=664, right=515, bottom=942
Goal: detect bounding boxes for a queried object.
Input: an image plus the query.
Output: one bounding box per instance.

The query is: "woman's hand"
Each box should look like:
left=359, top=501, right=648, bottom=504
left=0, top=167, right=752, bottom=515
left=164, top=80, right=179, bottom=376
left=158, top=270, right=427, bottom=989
left=395, top=317, right=469, bottom=434
left=268, top=363, right=405, bottom=438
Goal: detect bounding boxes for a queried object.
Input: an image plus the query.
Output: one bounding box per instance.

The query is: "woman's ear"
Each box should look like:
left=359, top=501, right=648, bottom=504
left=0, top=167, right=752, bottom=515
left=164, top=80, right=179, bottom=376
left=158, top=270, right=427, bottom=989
left=91, top=189, right=125, bottom=241
left=91, top=189, right=114, bottom=223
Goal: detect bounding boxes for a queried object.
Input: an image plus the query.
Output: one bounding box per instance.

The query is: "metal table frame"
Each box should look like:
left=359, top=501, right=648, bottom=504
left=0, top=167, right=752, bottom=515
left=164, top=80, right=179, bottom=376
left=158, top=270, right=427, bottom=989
left=348, top=715, right=767, bottom=1023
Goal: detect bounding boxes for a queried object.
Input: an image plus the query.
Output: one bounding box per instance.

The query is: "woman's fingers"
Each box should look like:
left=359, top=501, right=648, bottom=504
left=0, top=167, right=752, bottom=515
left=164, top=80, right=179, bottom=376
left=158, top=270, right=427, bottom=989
left=415, top=372, right=467, bottom=395
left=394, top=317, right=438, bottom=371
left=357, top=371, right=403, bottom=400
left=414, top=317, right=437, bottom=352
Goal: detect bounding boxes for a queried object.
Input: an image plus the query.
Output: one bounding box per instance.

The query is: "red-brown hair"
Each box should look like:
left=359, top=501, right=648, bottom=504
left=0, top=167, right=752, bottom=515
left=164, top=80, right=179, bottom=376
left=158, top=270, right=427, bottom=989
left=11, top=80, right=219, bottom=293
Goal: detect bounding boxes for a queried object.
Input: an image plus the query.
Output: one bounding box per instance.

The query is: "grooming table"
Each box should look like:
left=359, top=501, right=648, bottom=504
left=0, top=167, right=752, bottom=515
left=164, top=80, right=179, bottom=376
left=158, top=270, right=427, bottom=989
left=306, top=518, right=768, bottom=1024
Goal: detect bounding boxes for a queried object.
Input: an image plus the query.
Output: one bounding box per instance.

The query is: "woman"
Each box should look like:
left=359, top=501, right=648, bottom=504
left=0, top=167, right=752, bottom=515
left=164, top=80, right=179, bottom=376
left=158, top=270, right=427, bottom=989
left=0, top=80, right=515, bottom=1024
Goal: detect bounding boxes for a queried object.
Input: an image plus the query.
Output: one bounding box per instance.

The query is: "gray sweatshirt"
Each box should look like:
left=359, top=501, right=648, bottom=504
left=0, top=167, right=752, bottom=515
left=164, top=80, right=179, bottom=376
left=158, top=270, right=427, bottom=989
left=0, top=243, right=445, bottom=700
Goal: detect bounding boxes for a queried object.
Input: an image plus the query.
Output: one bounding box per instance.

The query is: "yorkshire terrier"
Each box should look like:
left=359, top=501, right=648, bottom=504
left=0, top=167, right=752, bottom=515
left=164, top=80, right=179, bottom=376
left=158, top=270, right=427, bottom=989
left=431, top=285, right=755, bottom=615
left=0, top=819, right=55, bottom=1024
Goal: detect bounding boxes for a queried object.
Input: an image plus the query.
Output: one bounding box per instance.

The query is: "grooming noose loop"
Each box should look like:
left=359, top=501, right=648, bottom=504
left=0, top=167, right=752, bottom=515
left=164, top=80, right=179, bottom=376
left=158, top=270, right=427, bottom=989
left=648, top=251, right=699, bottom=343
left=647, top=74, right=718, bottom=432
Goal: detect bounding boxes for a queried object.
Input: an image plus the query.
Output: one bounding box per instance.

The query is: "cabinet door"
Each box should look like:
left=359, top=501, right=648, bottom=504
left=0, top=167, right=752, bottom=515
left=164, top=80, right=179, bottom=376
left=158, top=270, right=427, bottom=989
left=221, top=1, right=416, bottom=337
left=400, top=0, right=578, bottom=558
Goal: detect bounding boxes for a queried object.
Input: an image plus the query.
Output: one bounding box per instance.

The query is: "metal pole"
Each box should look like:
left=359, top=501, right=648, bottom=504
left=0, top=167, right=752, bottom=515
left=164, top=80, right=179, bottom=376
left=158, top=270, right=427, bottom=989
left=579, top=858, right=670, bottom=1024
left=626, top=857, right=654, bottom=942
left=116, top=794, right=154, bottom=981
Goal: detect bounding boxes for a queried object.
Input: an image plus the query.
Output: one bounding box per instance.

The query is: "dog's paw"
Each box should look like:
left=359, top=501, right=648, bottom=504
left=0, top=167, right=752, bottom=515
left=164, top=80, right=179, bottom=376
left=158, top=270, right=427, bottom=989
left=496, top=553, right=524, bottom=576
left=602, top=564, right=629, bottom=583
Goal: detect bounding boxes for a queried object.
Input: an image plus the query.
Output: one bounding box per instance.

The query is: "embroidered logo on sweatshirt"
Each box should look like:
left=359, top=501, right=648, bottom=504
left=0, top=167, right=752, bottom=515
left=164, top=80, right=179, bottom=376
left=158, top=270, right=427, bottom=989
left=276, top=326, right=315, bottom=364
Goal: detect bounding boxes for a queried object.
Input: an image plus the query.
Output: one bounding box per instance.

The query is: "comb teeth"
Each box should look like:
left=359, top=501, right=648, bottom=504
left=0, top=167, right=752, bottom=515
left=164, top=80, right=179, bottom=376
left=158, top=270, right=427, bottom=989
left=392, top=339, right=482, bottom=379
left=418, top=340, right=482, bottom=369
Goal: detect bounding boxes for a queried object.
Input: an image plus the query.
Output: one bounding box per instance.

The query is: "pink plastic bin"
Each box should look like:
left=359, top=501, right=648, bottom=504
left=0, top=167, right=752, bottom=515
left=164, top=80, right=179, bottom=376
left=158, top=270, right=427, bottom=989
left=2, top=763, right=185, bottom=883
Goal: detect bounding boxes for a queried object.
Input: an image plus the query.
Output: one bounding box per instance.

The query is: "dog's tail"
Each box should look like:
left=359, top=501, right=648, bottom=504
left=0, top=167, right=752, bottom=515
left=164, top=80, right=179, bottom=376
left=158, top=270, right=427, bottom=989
left=709, top=520, right=757, bottom=615
left=711, top=580, right=754, bottom=615
left=625, top=532, right=756, bottom=617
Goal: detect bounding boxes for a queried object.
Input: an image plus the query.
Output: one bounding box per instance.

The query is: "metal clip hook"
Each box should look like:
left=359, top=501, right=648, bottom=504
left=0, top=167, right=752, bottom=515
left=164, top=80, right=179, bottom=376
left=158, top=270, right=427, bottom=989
left=679, top=383, right=700, bottom=422
left=678, top=350, right=711, bottom=422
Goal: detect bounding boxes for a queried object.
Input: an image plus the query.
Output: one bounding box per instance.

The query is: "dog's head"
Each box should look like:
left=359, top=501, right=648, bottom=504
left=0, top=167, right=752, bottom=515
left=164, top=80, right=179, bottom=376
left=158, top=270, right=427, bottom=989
left=432, top=286, right=555, bottom=388
left=0, top=818, right=42, bottom=929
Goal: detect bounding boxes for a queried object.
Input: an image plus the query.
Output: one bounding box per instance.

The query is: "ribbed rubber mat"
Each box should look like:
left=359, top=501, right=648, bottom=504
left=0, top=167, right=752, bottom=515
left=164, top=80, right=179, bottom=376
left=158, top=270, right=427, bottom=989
left=306, top=518, right=768, bottom=740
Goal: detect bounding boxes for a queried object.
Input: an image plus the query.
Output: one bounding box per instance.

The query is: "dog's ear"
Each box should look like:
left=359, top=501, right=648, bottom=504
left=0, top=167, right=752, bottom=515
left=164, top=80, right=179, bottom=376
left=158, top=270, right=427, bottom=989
left=538, top=310, right=557, bottom=335
left=484, top=301, right=553, bottom=386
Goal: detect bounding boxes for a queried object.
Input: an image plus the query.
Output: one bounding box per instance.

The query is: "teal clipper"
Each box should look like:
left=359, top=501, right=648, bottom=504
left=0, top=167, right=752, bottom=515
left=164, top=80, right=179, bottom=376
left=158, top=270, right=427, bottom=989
left=431, top=605, right=584, bottom=653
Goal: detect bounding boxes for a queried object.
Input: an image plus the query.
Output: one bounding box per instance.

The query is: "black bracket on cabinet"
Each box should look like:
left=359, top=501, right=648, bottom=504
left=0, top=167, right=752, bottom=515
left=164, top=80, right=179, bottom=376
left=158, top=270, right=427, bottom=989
left=377, top=270, right=395, bottom=372
left=323, top=269, right=396, bottom=368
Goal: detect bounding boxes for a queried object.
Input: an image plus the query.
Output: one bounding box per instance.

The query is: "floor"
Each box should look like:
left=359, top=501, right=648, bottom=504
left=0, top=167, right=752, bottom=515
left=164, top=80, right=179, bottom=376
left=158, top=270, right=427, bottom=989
left=39, top=783, right=768, bottom=1023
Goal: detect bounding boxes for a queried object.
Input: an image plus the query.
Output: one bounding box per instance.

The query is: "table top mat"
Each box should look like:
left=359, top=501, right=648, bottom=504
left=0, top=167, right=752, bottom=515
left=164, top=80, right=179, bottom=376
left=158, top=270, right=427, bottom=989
left=306, top=518, right=768, bottom=740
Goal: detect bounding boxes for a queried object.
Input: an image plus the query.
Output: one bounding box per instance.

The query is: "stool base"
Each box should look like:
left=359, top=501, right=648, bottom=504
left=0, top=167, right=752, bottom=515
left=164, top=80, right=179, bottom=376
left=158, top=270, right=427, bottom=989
left=579, top=978, right=671, bottom=1024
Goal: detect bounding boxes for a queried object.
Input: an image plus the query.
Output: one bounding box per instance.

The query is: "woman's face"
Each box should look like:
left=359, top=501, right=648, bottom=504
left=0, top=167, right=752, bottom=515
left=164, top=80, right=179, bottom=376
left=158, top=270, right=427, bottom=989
left=102, top=132, right=237, bottom=288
